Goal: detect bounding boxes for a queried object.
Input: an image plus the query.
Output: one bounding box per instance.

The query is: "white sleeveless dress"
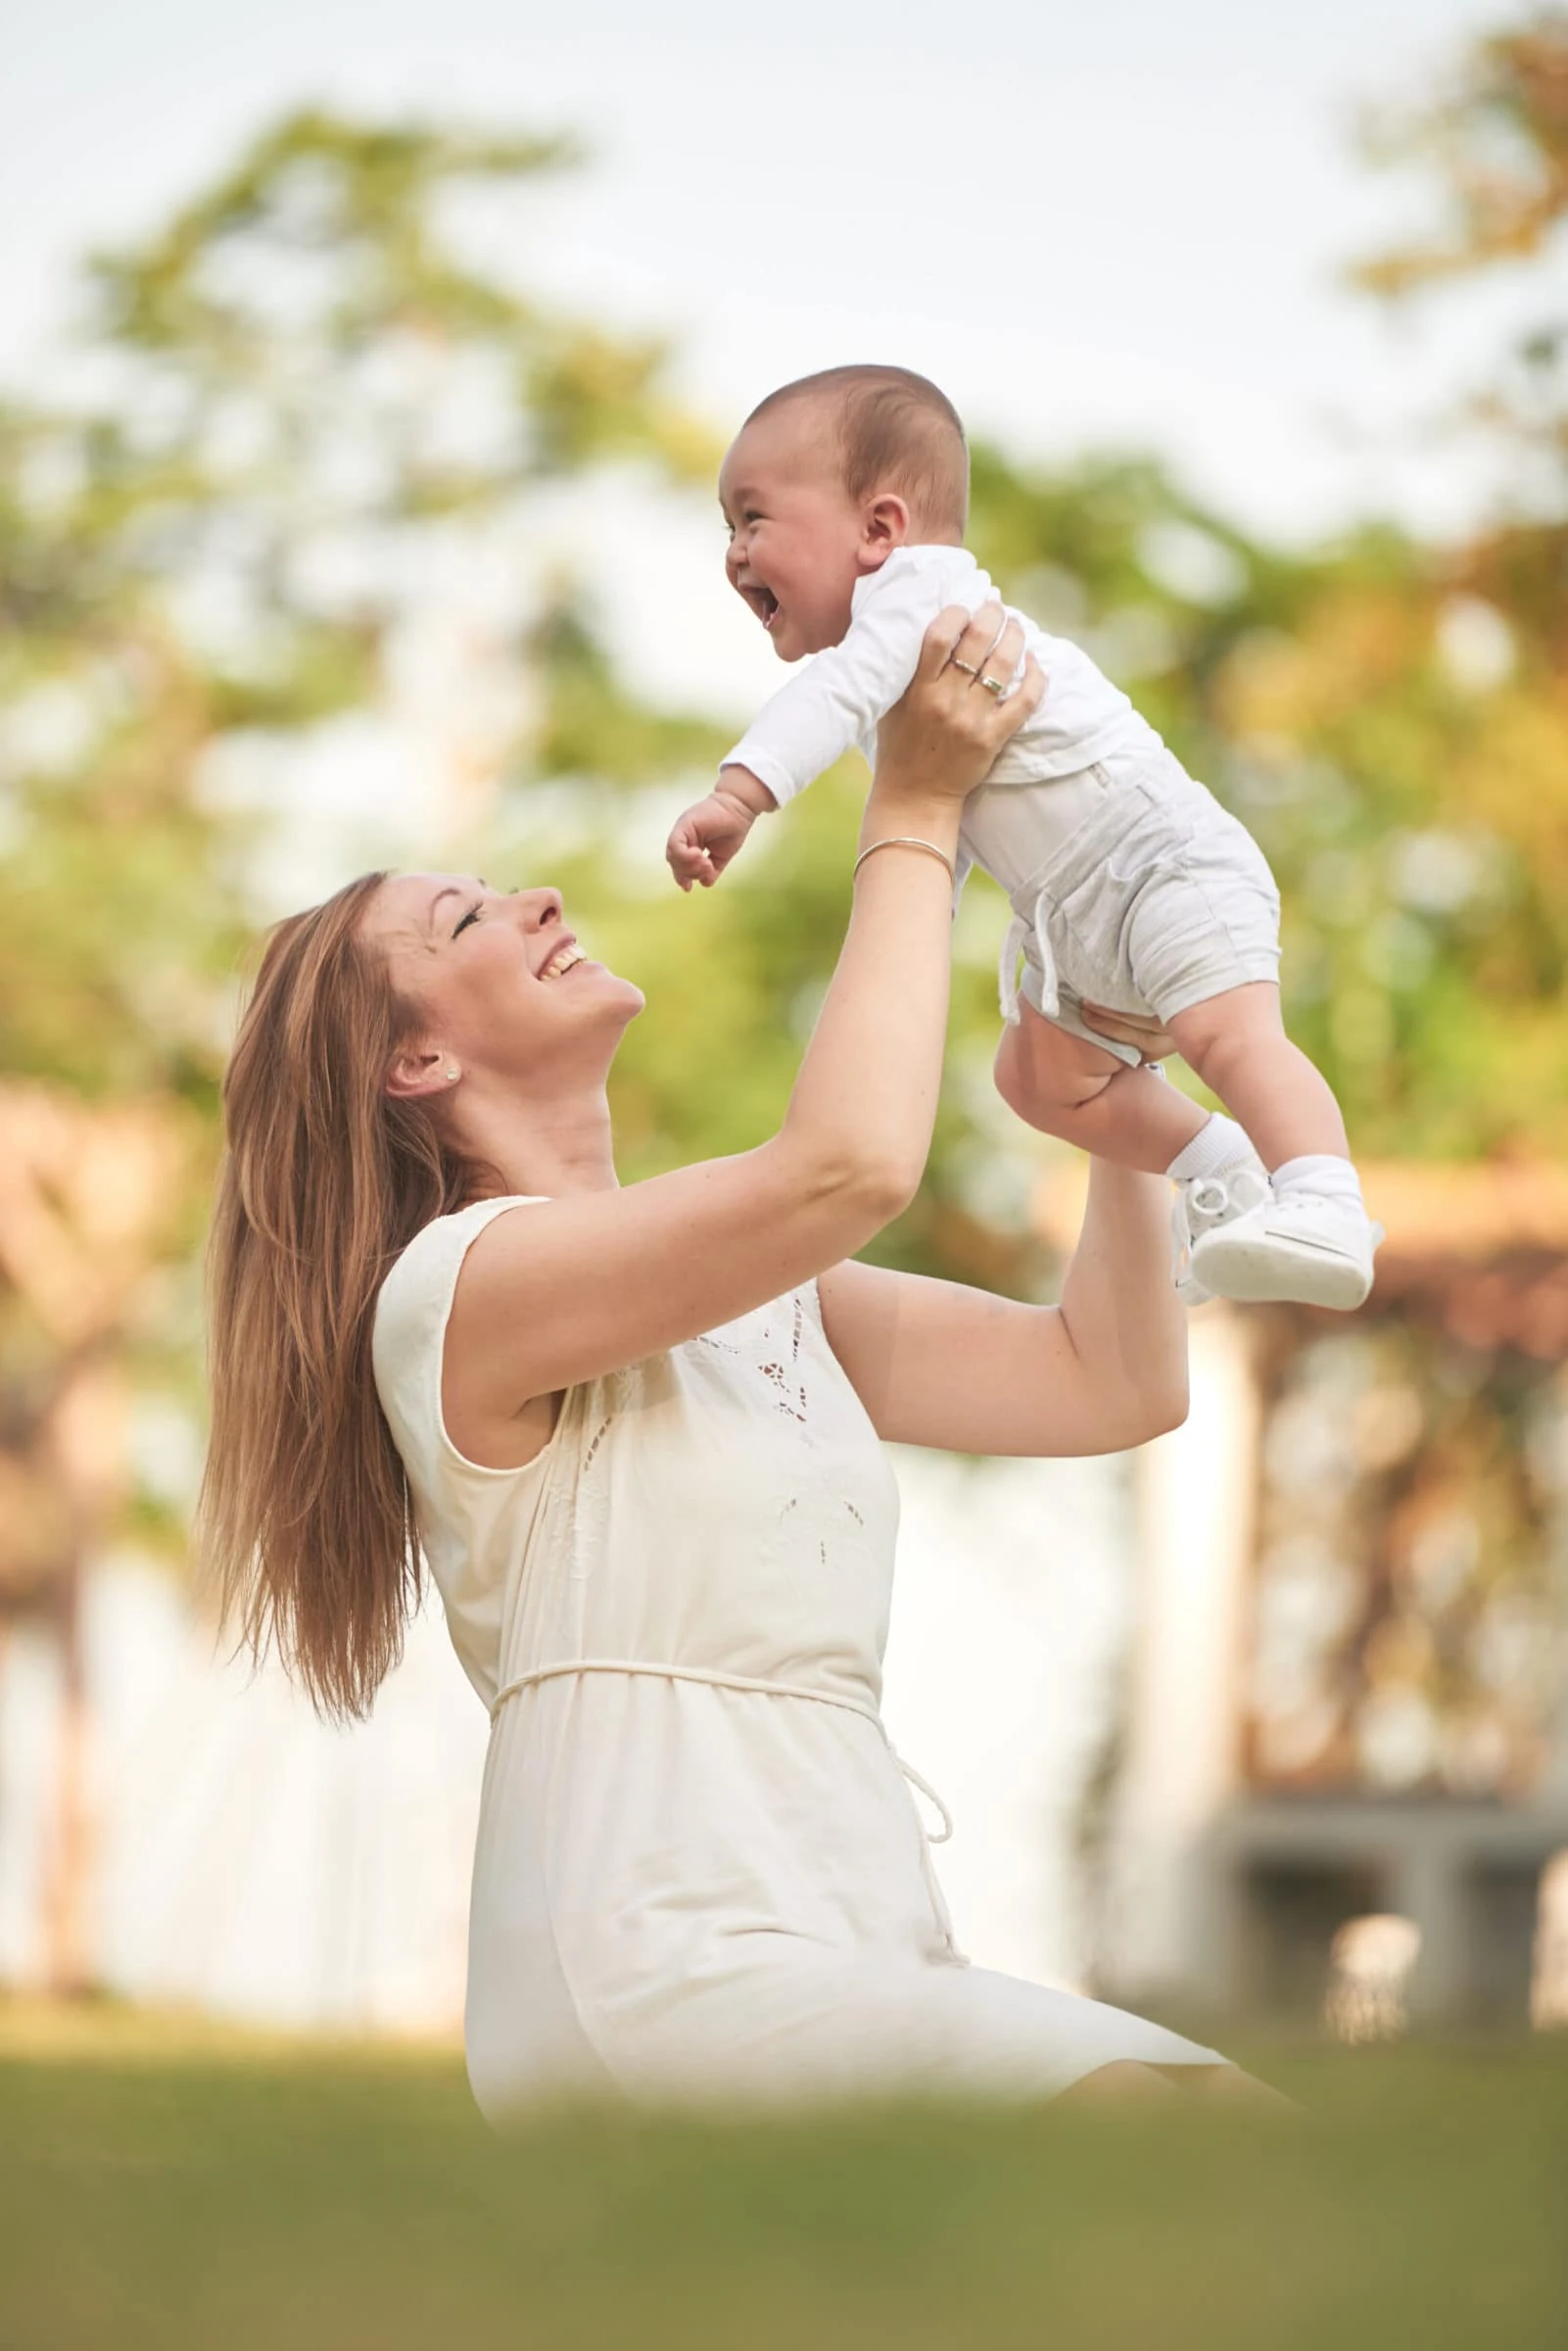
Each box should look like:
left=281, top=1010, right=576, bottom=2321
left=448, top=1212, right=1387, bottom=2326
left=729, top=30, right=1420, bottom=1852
left=372, top=1197, right=1228, bottom=2116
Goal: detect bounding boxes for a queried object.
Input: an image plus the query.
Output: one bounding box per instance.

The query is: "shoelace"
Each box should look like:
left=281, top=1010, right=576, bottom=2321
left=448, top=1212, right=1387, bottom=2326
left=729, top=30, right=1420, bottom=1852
left=1171, top=1164, right=1271, bottom=1301
left=1186, top=1165, right=1272, bottom=1226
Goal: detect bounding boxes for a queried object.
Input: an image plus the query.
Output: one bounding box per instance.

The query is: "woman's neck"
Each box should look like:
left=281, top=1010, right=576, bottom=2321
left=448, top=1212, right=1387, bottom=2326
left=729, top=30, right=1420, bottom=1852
left=457, top=1078, right=619, bottom=1201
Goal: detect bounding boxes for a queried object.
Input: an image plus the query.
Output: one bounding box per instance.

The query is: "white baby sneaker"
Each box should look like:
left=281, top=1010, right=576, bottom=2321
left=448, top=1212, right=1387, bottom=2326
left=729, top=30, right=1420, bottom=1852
left=1189, top=1188, right=1383, bottom=1312
left=1171, top=1160, right=1272, bottom=1307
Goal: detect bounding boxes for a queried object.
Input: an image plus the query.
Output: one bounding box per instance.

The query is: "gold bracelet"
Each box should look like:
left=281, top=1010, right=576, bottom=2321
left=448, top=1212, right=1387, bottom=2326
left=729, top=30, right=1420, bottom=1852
left=852, top=836, right=957, bottom=887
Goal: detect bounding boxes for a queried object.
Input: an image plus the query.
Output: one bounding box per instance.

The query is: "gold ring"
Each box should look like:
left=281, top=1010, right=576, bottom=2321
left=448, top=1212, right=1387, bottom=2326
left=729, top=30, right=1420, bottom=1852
left=979, top=674, right=1006, bottom=696
left=951, top=656, right=980, bottom=676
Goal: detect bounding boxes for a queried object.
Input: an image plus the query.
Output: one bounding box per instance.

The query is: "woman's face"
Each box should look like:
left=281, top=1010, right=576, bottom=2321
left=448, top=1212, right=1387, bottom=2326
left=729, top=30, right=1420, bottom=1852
left=363, top=874, right=644, bottom=1090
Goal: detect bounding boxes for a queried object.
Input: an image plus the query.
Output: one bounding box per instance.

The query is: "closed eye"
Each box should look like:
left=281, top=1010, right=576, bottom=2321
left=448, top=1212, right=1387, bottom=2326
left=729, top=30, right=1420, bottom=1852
left=453, top=902, right=482, bottom=938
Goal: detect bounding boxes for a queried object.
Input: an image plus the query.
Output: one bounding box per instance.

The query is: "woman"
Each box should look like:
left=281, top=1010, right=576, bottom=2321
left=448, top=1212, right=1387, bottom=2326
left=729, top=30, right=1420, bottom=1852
left=202, top=605, right=1259, bottom=2116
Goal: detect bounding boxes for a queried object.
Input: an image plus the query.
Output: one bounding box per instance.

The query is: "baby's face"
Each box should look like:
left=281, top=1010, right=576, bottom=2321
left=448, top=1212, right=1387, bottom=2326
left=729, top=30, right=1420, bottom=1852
left=718, top=411, right=867, bottom=662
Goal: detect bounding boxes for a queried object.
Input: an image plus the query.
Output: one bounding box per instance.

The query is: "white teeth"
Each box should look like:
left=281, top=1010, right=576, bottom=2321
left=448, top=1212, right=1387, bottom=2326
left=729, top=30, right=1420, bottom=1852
left=541, top=945, right=583, bottom=981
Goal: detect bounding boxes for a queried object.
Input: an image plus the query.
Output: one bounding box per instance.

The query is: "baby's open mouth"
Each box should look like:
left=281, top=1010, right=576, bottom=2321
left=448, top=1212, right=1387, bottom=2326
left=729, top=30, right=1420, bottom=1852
left=742, top=583, right=781, bottom=632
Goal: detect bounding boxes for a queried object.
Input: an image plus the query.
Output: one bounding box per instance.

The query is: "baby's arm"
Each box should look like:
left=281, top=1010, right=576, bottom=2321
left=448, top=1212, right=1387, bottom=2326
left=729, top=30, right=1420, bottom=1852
left=667, top=765, right=777, bottom=891
left=723, top=563, right=954, bottom=809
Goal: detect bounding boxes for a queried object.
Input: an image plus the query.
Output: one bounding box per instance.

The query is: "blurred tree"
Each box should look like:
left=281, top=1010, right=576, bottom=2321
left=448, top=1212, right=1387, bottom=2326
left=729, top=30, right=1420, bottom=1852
left=1, top=114, right=718, bottom=1097
left=1354, top=7, right=1568, bottom=500
left=1306, top=6, right=1568, bottom=1152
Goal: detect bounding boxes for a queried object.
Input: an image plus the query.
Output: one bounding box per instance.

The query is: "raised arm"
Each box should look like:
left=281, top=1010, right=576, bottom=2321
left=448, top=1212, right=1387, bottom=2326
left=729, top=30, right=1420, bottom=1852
left=818, top=1156, right=1189, bottom=1459
left=721, top=560, right=952, bottom=809
left=444, top=608, right=1043, bottom=1447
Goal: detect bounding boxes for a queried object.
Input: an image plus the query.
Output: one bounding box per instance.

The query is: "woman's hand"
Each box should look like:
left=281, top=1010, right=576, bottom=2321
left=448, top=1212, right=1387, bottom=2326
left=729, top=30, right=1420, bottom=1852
left=1078, top=1002, right=1178, bottom=1064
left=874, top=603, right=1044, bottom=810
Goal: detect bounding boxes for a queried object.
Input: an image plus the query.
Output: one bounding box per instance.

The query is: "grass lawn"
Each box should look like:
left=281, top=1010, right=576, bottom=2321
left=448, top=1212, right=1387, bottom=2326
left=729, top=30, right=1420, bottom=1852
left=1, top=2002, right=1562, bottom=2350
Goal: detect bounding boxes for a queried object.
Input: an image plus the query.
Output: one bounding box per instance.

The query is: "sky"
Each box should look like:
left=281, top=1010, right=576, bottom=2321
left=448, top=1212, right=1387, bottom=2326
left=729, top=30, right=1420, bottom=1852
left=1, top=0, right=1527, bottom=549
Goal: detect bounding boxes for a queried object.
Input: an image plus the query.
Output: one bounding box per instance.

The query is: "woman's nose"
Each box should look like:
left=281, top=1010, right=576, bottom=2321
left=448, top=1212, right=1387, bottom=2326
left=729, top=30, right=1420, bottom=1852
left=516, top=888, right=564, bottom=933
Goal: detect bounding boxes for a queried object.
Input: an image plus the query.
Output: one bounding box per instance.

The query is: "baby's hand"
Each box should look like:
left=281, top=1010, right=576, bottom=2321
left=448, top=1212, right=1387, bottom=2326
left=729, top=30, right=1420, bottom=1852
left=666, top=766, right=775, bottom=891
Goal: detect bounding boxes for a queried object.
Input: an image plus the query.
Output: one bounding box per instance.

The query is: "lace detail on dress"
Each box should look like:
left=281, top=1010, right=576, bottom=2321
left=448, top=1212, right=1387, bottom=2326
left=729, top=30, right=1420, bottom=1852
left=780, top=1491, right=867, bottom=1570
left=758, top=1362, right=808, bottom=1421
left=753, top=1292, right=811, bottom=1422
left=739, top=1291, right=876, bottom=1589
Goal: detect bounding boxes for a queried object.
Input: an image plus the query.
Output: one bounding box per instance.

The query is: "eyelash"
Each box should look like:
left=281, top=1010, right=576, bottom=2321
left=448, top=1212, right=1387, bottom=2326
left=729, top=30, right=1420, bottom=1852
left=453, top=902, right=482, bottom=938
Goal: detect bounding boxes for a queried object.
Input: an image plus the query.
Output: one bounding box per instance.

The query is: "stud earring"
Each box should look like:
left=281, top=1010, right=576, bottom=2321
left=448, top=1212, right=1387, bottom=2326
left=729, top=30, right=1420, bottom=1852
left=445, top=1065, right=459, bottom=1082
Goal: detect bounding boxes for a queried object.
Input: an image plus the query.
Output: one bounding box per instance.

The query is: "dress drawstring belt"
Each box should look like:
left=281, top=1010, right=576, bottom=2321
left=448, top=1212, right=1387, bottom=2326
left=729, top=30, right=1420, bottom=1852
left=491, top=1657, right=965, bottom=1962
left=998, top=887, right=1059, bottom=1028
left=489, top=1657, right=954, bottom=1845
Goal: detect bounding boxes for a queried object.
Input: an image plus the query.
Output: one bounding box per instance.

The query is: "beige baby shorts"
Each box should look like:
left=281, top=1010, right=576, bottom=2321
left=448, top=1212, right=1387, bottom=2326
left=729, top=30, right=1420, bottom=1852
left=984, top=744, right=1283, bottom=1069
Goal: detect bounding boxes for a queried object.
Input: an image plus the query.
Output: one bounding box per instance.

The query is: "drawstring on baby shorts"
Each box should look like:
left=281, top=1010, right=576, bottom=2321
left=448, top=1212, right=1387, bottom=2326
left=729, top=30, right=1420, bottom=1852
left=999, top=888, right=1059, bottom=1027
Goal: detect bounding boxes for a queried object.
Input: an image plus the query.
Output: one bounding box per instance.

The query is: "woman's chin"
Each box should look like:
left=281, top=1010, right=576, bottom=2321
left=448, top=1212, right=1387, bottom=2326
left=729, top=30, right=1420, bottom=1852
left=585, top=965, right=645, bottom=1020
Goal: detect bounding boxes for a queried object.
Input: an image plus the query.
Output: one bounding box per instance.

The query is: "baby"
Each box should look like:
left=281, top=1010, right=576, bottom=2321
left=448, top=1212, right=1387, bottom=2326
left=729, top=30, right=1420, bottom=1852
left=666, top=364, right=1380, bottom=1310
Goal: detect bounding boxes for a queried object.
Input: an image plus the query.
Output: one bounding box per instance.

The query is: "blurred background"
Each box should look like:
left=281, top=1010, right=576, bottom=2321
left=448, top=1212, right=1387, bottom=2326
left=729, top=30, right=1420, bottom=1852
left=2, top=0, right=1567, bottom=2086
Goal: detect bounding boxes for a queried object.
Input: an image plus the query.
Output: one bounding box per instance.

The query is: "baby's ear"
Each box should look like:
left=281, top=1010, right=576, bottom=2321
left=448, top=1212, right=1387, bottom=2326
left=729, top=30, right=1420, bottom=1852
left=860, top=494, right=912, bottom=567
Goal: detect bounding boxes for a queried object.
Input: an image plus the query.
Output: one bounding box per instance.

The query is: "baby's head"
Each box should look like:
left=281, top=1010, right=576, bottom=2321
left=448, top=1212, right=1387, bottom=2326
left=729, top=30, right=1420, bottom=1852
left=719, top=364, right=969, bottom=661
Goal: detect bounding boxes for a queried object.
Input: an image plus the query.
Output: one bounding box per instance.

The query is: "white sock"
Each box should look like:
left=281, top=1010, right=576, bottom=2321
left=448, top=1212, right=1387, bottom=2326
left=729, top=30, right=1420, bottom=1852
left=1272, top=1153, right=1363, bottom=1206
left=1166, top=1113, right=1257, bottom=1184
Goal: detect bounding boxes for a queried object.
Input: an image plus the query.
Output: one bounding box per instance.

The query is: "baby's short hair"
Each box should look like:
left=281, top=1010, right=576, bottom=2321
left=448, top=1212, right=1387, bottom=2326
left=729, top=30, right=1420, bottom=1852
left=746, top=364, right=969, bottom=540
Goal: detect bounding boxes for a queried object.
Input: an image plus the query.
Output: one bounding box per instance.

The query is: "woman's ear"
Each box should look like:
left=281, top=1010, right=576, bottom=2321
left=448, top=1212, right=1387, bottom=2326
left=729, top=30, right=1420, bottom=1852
left=385, top=1044, right=455, bottom=1101
left=858, top=494, right=912, bottom=570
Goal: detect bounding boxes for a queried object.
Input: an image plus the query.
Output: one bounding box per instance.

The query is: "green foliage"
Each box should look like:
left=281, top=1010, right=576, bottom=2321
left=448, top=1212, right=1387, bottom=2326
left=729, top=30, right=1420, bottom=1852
left=0, top=404, right=243, bottom=1103
left=0, top=110, right=722, bottom=1103
left=530, top=598, right=730, bottom=785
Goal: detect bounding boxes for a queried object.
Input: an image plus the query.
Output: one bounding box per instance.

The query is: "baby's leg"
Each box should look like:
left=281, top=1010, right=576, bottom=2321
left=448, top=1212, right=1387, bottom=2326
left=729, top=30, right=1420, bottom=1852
left=1166, top=983, right=1347, bottom=1169
left=993, top=999, right=1208, bottom=1175
left=1168, top=982, right=1377, bottom=1309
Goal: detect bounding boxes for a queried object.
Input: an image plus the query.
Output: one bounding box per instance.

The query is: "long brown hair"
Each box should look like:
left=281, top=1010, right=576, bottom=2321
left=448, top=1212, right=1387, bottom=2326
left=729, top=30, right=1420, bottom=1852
left=198, top=871, right=482, bottom=1720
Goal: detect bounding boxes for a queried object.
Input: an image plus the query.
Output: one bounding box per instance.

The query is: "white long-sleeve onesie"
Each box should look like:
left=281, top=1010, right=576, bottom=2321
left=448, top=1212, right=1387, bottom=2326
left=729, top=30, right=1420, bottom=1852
left=723, top=545, right=1151, bottom=820
left=724, top=545, right=1278, bottom=1054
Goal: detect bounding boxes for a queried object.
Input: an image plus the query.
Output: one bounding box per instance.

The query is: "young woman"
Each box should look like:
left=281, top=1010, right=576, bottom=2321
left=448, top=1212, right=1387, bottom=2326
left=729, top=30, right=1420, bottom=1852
left=203, top=605, right=1264, bottom=2117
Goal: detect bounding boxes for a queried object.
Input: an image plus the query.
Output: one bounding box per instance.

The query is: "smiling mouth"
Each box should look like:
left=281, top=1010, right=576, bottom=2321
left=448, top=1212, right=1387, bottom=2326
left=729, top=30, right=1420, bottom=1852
left=740, top=582, right=781, bottom=632
left=539, top=942, right=585, bottom=981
